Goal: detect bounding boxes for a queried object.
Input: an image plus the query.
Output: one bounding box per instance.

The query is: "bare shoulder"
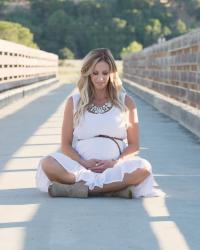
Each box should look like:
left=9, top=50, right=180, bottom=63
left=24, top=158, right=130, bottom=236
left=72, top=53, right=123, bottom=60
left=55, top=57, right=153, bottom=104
left=66, top=96, right=73, bottom=105
left=64, top=96, right=73, bottom=112
left=124, top=94, right=136, bottom=110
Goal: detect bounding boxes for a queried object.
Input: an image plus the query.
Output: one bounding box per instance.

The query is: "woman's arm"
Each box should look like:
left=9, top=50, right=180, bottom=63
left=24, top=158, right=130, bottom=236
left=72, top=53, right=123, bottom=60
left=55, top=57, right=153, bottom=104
left=118, top=94, right=139, bottom=161
left=61, top=96, right=99, bottom=169
left=61, top=96, right=83, bottom=163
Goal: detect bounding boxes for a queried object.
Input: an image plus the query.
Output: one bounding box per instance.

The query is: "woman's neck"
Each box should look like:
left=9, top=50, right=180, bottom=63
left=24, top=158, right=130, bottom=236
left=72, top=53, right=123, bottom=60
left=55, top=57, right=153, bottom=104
left=93, top=90, right=109, bottom=101
left=92, top=90, right=110, bottom=106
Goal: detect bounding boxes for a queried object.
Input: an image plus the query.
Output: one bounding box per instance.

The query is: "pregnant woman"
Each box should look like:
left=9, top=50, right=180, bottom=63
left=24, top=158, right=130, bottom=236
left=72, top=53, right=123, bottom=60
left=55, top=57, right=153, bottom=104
left=36, top=48, right=163, bottom=198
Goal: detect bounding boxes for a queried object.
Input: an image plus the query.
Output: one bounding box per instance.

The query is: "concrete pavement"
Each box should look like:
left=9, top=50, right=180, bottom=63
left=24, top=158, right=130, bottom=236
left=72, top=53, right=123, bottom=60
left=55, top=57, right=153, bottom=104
left=0, top=82, right=200, bottom=250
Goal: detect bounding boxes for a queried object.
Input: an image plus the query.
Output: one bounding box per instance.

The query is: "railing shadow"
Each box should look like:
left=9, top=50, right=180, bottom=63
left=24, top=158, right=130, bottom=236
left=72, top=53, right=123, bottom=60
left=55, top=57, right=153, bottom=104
left=0, top=83, right=76, bottom=171
left=133, top=92, right=200, bottom=250
left=0, top=86, right=200, bottom=249
left=0, top=187, right=161, bottom=249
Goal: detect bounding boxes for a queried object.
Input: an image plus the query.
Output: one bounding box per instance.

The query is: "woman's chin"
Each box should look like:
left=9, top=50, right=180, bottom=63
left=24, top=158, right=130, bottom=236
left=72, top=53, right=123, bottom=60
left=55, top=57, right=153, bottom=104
left=94, top=84, right=107, bottom=90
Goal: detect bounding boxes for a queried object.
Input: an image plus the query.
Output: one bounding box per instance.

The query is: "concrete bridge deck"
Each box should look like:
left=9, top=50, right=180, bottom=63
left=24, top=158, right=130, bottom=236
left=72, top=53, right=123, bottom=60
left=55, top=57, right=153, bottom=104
left=0, top=82, right=200, bottom=250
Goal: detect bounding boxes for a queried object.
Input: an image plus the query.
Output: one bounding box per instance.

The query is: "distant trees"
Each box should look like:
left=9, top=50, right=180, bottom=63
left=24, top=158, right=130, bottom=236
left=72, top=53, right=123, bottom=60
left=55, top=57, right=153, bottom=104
left=0, top=0, right=199, bottom=58
left=120, top=41, right=142, bottom=58
left=0, top=21, right=38, bottom=48
left=59, top=47, right=75, bottom=59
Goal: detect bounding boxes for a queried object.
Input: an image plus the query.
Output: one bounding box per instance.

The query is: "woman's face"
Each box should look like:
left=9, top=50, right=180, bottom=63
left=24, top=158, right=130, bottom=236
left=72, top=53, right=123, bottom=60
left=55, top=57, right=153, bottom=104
left=90, top=61, right=110, bottom=91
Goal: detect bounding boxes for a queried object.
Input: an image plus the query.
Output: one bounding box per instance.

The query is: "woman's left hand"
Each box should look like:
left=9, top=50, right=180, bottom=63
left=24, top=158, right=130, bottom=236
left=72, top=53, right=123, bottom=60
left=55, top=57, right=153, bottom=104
left=91, top=160, right=117, bottom=173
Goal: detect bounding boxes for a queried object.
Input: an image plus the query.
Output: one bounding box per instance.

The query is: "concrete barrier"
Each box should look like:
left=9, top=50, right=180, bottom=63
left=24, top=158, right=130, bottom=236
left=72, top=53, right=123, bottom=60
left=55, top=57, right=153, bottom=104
left=0, top=39, right=59, bottom=108
left=124, top=78, right=200, bottom=139
left=0, top=77, right=59, bottom=109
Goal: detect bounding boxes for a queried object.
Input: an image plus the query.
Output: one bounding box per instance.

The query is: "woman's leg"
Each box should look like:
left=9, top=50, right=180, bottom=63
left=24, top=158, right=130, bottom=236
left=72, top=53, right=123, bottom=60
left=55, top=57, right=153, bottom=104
left=41, top=156, right=76, bottom=184
left=89, top=167, right=150, bottom=194
left=42, top=156, right=150, bottom=194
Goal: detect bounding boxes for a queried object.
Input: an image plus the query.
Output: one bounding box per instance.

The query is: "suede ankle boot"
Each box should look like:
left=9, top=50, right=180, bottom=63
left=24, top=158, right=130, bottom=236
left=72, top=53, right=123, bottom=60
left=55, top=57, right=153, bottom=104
left=48, top=181, right=88, bottom=198
left=103, top=185, right=134, bottom=199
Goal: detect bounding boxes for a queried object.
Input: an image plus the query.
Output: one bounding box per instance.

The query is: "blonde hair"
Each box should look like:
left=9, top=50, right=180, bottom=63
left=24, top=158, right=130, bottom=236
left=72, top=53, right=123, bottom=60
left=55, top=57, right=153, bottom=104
left=74, top=48, right=127, bottom=126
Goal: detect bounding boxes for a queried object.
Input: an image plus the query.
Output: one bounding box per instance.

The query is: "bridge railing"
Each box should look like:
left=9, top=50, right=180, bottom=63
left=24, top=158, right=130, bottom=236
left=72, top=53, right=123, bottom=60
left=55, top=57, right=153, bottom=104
left=0, top=39, right=58, bottom=92
left=123, top=28, right=200, bottom=109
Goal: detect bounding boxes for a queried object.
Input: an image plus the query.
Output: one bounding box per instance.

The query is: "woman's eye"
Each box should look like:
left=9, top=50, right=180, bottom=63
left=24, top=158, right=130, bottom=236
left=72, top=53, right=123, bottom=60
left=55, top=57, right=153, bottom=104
left=92, top=72, right=109, bottom=76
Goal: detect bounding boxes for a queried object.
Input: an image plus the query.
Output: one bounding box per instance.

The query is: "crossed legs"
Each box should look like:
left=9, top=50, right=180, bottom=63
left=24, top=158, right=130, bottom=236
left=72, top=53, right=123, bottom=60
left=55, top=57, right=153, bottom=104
left=41, top=156, right=76, bottom=184
left=41, top=156, right=150, bottom=194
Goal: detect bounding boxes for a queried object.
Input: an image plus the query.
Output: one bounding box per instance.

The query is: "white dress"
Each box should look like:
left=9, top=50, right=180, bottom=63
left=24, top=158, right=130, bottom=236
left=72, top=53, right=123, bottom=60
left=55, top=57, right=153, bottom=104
left=36, top=92, right=164, bottom=198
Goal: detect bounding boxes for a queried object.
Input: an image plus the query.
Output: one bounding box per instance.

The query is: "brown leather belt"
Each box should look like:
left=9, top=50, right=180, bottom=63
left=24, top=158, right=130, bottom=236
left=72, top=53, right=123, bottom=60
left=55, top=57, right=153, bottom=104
left=77, top=135, right=123, bottom=154
left=94, top=134, right=123, bottom=154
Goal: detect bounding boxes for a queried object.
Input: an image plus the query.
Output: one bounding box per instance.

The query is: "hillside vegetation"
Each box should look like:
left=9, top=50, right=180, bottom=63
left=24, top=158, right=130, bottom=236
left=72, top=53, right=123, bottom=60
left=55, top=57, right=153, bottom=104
left=0, top=0, right=200, bottom=58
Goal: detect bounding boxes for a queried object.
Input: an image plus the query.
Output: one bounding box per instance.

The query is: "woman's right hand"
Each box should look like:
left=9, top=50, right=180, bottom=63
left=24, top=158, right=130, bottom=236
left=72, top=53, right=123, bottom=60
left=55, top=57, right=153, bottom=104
left=79, top=159, right=100, bottom=170
left=79, top=159, right=117, bottom=173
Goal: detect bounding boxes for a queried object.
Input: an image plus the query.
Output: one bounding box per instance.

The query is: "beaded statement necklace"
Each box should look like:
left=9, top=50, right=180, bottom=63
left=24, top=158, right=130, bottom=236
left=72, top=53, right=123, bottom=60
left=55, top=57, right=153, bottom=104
left=87, top=101, right=113, bottom=114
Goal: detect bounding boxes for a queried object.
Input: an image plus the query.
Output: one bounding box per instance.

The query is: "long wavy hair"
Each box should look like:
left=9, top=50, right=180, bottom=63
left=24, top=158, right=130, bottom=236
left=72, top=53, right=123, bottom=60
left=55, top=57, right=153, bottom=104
left=74, top=48, right=127, bottom=126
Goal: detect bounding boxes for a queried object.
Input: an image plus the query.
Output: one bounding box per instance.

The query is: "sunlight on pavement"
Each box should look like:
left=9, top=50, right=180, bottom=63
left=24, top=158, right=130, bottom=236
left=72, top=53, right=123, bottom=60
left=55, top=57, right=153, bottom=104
left=0, top=227, right=25, bottom=250
left=0, top=82, right=62, bottom=120
left=11, top=144, right=59, bottom=158
left=0, top=205, right=39, bottom=250
left=143, top=197, right=170, bottom=217
left=143, top=198, right=190, bottom=250
left=0, top=172, right=35, bottom=189
left=0, top=100, right=65, bottom=190
left=24, top=134, right=60, bottom=145
left=1, top=158, right=38, bottom=171
left=0, top=204, right=39, bottom=223
left=151, top=221, right=190, bottom=250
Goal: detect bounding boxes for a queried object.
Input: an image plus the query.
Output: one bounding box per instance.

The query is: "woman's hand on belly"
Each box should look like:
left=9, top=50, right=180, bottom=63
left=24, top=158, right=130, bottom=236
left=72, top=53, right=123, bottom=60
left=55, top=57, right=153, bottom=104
left=80, top=159, right=100, bottom=170
left=89, top=160, right=117, bottom=173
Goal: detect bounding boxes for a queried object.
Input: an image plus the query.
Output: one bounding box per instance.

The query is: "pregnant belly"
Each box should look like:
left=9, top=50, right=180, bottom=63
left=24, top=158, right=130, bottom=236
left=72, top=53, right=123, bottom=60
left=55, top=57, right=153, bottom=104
left=75, top=137, right=125, bottom=160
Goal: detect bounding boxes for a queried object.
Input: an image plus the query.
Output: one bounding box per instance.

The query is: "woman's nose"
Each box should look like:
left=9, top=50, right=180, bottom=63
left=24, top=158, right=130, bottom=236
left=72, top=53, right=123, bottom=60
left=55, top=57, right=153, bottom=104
left=97, top=75, right=104, bottom=81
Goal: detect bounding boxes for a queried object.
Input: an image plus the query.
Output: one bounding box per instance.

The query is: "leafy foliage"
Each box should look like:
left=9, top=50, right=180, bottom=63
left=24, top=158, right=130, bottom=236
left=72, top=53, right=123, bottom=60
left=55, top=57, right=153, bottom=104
left=59, top=47, right=75, bottom=59
left=120, top=41, right=143, bottom=58
left=0, top=0, right=199, bottom=58
left=0, top=20, right=38, bottom=48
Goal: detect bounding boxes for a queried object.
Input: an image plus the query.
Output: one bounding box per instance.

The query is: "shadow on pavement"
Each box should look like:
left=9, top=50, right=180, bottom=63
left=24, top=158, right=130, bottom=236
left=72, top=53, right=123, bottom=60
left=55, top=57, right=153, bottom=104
left=0, top=83, right=75, bottom=172
left=0, top=86, right=200, bottom=249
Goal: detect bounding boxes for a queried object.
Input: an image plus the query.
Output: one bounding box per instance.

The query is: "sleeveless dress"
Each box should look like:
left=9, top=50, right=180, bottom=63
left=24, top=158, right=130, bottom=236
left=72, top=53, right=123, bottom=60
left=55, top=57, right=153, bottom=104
left=36, top=92, right=164, bottom=198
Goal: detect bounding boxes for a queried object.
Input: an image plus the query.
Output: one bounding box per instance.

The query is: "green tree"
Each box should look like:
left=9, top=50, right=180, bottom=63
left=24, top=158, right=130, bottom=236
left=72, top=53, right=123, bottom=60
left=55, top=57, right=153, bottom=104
left=120, top=41, right=143, bottom=58
left=145, top=19, right=162, bottom=40
left=176, top=19, right=187, bottom=34
left=1, top=0, right=200, bottom=58
left=6, top=7, right=32, bottom=28
left=45, top=10, right=70, bottom=51
left=59, top=47, right=75, bottom=59
left=0, top=21, right=38, bottom=48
